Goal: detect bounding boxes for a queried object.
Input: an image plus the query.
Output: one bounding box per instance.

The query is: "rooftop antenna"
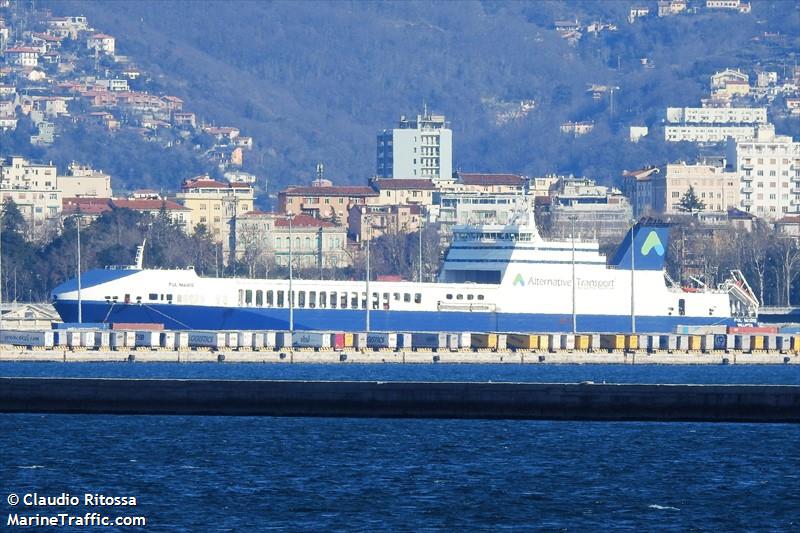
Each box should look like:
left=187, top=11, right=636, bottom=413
left=316, top=162, right=324, bottom=181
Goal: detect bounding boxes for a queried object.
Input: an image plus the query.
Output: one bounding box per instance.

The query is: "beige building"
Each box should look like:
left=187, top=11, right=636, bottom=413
left=235, top=211, right=350, bottom=269
left=278, top=185, right=378, bottom=223
left=347, top=203, right=422, bottom=242
left=370, top=178, right=436, bottom=207
left=57, top=162, right=112, bottom=198
left=0, top=156, right=61, bottom=240
left=176, top=176, right=254, bottom=256
left=656, top=160, right=740, bottom=214
left=735, top=125, right=800, bottom=219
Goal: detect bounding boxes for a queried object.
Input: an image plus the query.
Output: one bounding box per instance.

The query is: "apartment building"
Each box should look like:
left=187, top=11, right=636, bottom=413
left=0, top=156, right=61, bottom=240
left=278, top=185, right=378, bottom=223
left=176, top=177, right=254, bottom=257
left=376, top=110, right=453, bottom=181
left=734, top=125, right=800, bottom=219
left=235, top=211, right=349, bottom=269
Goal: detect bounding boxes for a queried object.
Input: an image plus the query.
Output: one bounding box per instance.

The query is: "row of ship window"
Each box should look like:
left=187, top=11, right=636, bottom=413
left=106, top=290, right=485, bottom=308
left=237, top=289, right=423, bottom=310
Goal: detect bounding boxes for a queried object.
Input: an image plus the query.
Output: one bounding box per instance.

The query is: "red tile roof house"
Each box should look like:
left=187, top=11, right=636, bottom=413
left=371, top=178, right=437, bottom=206
left=278, top=185, right=379, bottom=223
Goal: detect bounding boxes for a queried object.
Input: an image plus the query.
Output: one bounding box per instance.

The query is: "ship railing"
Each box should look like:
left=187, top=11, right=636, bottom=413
left=437, top=302, right=496, bottom=312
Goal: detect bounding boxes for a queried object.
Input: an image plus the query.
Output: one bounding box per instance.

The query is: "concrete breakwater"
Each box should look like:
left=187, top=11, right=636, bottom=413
left=0, top=347, right=798, bottom=364
left=1, top=377, right=798, bottom=422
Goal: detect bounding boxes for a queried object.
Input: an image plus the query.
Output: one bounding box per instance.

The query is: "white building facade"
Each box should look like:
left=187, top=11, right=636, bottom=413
left=377, top=111, right=452, bottom=181
left=735, top=126, right=800, bottom=219
left=0, top=156, right=61, bottom=240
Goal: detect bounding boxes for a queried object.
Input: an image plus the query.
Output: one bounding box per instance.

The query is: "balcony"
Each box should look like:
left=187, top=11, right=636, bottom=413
left=741, top=198, right=753, bottom=207
left=741, top=187, right=753, bottom=194
left=741, top=174, right=753, bottom=182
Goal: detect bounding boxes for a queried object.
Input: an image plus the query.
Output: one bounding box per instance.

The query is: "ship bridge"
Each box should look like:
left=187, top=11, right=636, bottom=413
left=439, top=205, right=608, bottom=285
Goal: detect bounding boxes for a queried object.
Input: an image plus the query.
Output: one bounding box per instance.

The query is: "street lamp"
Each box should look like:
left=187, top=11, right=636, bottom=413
left=365, top=215, right=371, bottom=332
left=569, top=215, right=577, bottom=334
left=630, top=219, right=636, bottom=334
left=418, top=218, right=423, bottom=283
left=76, top=214, right=83, bottom=324
left=287, top=212, right=294, bottom=334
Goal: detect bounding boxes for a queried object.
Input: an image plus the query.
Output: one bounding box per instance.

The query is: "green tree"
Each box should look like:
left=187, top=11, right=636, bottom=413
left=677, top=186, right=706, bottom=216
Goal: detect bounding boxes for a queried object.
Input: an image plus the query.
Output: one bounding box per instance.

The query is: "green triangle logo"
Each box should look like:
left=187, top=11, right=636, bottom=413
left=641, top=231, right=665, bottom=256
left=513, top=273, right=525, bottom=287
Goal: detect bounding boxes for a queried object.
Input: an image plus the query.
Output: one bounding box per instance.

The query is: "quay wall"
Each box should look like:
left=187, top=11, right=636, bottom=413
left=0, top=347, right=798, bottom=365
left=1, top=377, right=798, bottom=422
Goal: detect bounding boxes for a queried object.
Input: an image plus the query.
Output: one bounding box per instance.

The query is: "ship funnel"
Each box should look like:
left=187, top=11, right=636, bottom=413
left=134, top=239, right=146, bottom=269
left=610, top=221, right=669, bottom=271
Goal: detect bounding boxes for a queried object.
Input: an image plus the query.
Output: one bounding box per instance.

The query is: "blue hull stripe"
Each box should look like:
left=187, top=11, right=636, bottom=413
left=53, top=300, right=734, bottom=334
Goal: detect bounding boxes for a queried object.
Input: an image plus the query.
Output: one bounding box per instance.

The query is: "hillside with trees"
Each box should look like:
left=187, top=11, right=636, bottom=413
left=39, top=0, right=798, bottom=196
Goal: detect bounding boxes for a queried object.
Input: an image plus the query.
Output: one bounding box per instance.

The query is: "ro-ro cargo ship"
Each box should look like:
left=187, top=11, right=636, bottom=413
left=51, top=207, right=759, bottom=333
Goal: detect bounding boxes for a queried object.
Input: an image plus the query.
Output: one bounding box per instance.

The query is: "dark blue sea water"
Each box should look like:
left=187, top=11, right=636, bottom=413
left=2, top=363, right=799, bottom=531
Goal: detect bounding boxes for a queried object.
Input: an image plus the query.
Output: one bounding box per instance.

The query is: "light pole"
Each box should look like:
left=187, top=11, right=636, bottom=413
left=365, top=217, right=371, bottom=332
left=630, top=220, right=636, bottom=334
left=287, top=212, right=294, bottom=334
left=0, top=201, right=3, bottom=333
left=76, top=215, right=82, bottom=324
left=418, top=218, right=423, bottom=283
left=569, top=215, right=577, bottom=334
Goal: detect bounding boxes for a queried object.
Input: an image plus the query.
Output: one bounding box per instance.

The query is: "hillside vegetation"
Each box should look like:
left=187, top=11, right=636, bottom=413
left=43, top=0, right=799, bottom=193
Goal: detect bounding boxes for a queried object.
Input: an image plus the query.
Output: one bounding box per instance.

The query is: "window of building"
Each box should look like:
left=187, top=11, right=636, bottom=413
left=414, top=293, right=422, bottom=304
left=256, top=290, right=263, bottom=306
left=404, top=293, right=411, bottom=303
left=330, top=292, right=337, bottom=309
left=267, top=290, right=274, bottom=306
left=149, top=293, right=158, bottom=301
left=277, top=291, right=284, bottom=307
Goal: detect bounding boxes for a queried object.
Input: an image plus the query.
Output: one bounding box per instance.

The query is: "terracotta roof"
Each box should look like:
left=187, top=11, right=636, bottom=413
left=274, top=214, right=336, bottom=228
left=90, top=33, right=115, bottom=40
left=62, top=197, right=111, bottom=215
left=459, top=173, right=525, bottom=186
left=776, top=215, right=800, bottom=224
left=282, top=186, right=378, bottom=197
left=373, top=178, right=436, bottom=190
left=240, top=210, right=273, bottom=218
left=112, top=198, right=189, bottom=211
left=162, top=95, right=183, bottom=103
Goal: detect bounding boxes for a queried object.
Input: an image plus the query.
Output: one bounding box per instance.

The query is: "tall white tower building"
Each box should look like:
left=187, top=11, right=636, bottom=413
left=377, top=109, right=453, bottom=181
left=735, top=125, right=800, bottom=219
